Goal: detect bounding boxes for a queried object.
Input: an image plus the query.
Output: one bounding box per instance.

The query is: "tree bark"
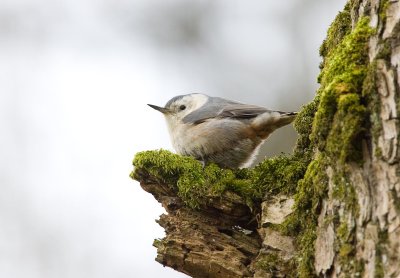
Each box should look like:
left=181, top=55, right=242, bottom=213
left=132, top=0, right=400, bottom=277
left=313, top=1, right=400, bottom=277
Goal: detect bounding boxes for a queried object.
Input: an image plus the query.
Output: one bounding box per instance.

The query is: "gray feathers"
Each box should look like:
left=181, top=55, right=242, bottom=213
left=218, top=104, right=270, bottom=119
left=176, top=118, right=260, bottom=168
left=182, top=96, right=272, bottom=124
left=165, top=95, right=185, bottom=108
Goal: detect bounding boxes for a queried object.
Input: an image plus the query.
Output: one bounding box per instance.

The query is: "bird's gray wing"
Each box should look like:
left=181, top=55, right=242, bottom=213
left=218, top=104, right=270, bottom=119
left=183, top=97, right=270, bottom=124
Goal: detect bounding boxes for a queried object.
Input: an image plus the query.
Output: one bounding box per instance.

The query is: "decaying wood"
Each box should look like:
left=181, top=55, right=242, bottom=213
left=136, top=169, right=296, bottom=277
left=136, top=169, right=261, bottom=277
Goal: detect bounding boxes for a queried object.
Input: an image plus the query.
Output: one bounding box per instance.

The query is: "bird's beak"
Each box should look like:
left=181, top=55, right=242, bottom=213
left=147, top=104, right=171, bottom=114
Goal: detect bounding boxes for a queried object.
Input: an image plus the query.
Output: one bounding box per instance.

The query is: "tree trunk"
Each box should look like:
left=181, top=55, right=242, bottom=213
left=312, top=0, right=400, bottom=276
left=131, top=0, right=400, bottom=277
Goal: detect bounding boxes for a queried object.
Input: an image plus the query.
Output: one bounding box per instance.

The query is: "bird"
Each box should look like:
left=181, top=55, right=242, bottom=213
left=148, top=93, right=297, bottom=169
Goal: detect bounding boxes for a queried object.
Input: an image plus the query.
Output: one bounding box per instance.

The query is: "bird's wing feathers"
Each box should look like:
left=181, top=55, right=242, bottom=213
left=218, top=104, right=269, bottom=119
left=183, top=97, right=270, bottom=124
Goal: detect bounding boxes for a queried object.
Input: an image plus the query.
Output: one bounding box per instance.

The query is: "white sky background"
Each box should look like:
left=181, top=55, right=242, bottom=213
left=0, top=0, right=346, bottom=277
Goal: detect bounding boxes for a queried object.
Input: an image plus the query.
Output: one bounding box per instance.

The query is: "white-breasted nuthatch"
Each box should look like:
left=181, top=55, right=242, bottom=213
left=148, top=93, right=297, bottom=169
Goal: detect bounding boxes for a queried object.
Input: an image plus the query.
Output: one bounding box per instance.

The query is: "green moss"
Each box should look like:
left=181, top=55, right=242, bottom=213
left=320, top=17, right=373, bottom=88
left=354, top=260, right=365, bottom=277
left=375, top=1, right=394, bottom=60
left=256, top=253, right=280, bottom=274
left=132, top=149, right=203, bottom=184
left=132, top=149, right=307, bottom=209
left=337, top=221, right=350, bottom=241
left=310, top=16, right=373, bottom=276
left=332, top=170, right=359, bottom=216
left=319, top=4, right=351, bottom=64
left=294, top=157, right=328, bottom=220
left=282, top=15, right=373, bottom=277
left=312, top=17, right=374, bottom=155
left=280, top=155, right=328, bottom=277
left=332, top=173, right=361, bottom=274
left=311, top=85, right=338, bottom=151
left=327, top=94, right=366, bottom=163
left=375, top=229, right=388, bottom=278
left=376, top=39, right=391, bottom=60
left=153, top=238, right=163, bottom=249
left=362, top=62, right=383, bottom=157
left=379, top=0, right=389, bottom=24
left=133, top=150, right=248, bottom=208
left=337, top=221, right=357, bottom=267
left=293, top=97, right=319, bottom=155
left=256, top=253, right=296, bottom=277
left=340, top=243, right=354, bottom=257
left=251, top=154, right=307, bottom=197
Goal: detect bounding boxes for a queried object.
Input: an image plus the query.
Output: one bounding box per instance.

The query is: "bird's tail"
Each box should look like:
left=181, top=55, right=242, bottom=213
left=275, top=111, right=297, bottom=127
left=251, top=110, right=298, bottom=139
left=278, top=111, right=297, bottom=116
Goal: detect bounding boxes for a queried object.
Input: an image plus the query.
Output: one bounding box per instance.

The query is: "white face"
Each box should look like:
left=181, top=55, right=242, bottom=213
left=158, top=94, right=207, bottom=153
left=164, top=93, right=208, bottom=123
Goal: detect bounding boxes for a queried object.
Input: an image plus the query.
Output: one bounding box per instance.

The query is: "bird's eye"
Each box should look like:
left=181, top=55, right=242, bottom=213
left=179, top=105, right=186, bottom=111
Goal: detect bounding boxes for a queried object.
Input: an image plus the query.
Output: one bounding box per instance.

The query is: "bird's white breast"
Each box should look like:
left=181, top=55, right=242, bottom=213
left=164, top=117, right=190, bottom=154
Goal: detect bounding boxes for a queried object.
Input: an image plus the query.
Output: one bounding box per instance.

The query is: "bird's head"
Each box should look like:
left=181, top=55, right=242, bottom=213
left=148, top=93, right=209, bottom=125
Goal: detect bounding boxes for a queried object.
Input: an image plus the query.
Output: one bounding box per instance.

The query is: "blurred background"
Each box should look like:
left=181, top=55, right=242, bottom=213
left=0, top=0, right=346, bottom=277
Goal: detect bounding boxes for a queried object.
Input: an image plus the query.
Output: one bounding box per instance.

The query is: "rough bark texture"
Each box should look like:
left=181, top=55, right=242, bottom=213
left=132, top=0, right=400, bottom=277
left=313, top=1, right=400, bottom=277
